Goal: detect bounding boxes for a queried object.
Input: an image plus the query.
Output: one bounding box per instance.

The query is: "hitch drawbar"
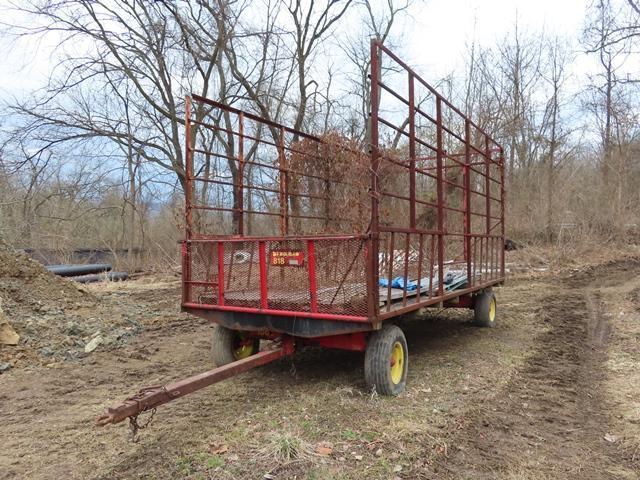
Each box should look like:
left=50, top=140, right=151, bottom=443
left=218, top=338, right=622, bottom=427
left=96, top=341, right=294, bottom=427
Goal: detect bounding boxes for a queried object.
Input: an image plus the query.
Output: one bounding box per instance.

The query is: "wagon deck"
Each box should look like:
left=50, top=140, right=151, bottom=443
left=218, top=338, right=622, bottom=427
left=219, top=267, right=498, bottom=308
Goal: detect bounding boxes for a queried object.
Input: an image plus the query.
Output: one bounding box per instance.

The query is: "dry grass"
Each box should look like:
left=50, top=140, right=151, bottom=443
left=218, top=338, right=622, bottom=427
left=506, top=241, right=640, bottom=273
left=2, top=253, right=640, bottom=479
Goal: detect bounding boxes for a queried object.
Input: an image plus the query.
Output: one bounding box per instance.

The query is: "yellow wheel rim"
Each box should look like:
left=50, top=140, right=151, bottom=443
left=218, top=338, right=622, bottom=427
left=233, top=335, right=255, bottom=360
left=390, top=341, right=404, bottom=385
left=489, top=297, right=496, bottom=322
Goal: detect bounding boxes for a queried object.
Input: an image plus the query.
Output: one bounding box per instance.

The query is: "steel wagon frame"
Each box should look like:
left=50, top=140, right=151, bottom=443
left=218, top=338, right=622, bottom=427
left=98, top=41, right=505, bottom=428
left=180, top=41, right=504, bottom=331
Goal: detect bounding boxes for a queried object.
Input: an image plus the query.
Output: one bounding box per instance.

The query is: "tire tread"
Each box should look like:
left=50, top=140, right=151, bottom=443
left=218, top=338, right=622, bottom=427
left=474, top=291, right=497, bottom=328
left=364, top=324, right=408, bottom=396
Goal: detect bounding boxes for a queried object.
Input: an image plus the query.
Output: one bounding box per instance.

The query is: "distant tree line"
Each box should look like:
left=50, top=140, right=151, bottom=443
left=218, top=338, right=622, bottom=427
left=0, top=0, right=638, bottom=267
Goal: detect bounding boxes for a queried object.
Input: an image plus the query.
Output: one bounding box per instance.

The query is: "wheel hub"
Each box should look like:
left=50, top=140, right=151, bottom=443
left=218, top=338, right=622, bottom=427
left=390, top=341, right=404, bottom=385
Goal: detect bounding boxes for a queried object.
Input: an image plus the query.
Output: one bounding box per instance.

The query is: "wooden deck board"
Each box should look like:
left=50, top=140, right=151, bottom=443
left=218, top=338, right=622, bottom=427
left=221, top=284, right=422, bottom=306
left=217, top=269, right=499, bottom=307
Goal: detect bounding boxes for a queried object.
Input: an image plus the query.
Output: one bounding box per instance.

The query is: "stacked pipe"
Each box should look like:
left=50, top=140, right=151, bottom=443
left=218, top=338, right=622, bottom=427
left=46, top=264, right=129, bottom=283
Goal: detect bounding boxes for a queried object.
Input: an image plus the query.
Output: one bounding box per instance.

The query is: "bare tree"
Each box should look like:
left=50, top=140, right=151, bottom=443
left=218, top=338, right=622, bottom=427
left=341, top=0, right=412, bottom=143
left=540, top=38, right=573, bottom=240
left=583, top=0, right=640, bottom=236
left=8, top=0, right=234, bottom=193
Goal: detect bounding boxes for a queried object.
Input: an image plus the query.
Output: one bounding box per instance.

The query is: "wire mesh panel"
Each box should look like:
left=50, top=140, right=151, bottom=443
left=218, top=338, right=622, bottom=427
left=183, top=237, right=369, bottom=318
left=313, top=238, right=369, bottom=316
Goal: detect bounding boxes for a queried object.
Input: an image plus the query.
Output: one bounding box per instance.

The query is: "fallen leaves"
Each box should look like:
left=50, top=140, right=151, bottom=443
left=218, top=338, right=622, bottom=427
left=315, top=443, right=333, bottom=456
left=315, top=447, right=333, bottom=456
left=209, top=442, right=229, bottom=455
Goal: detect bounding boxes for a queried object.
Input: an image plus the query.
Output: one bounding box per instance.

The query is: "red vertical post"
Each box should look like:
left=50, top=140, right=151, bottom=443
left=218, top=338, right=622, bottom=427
left=472, top=236, right=477, bottom=280
left=181, top=241, right=189, bottom=304
left=402, top=233, right=410, bottom=306
left=489, top=237, right=493, bottom=280
left=492, top=237, right=496, bottom=280
left=429, top=234, right=435, bottom=297
left=307, top=240, right=318, bottom=312
left=416, top=233, right=424, bottom=299
left=500, top=146, right=506, bottom=278
left=258, top=241, right=268, bottom=309
left=435, top=97, right=445, bottom=295
left=368, top=39, right=381, bottom=319
left=464, top=120, right=472, bottom=287
left=386, top=232, right=395, bottom=312
left=408, top=73, right=416, bottom=230
left=217, top=242, right=225, bottom=306
left=484, top=135, right=491, bottom=278
left=184, top=95, right=193, bottom=238
left=479, top=237, right=484, bottom=279
left=238, top=112, right=245, bottom=236
left=226, top=242, right=235, bottom=291
left=278, top=127, right=288, bottom=235
left=183, top=96, right=193, bottom=306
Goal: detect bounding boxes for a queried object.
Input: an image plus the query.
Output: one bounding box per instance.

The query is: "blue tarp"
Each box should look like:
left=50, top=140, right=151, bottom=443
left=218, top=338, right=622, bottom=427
left=379, top=272, right=469, bottom=292
left=378, top=276, right=423, bottom=291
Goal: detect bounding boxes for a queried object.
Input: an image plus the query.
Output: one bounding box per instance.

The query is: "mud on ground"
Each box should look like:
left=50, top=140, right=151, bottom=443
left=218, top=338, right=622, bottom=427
left=0, top=251, right=639, bottom=479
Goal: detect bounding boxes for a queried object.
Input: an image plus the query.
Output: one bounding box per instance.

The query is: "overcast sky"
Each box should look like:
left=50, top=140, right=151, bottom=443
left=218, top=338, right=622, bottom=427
left=406, top=0, right=588, bottom=75
left=0, top=0, right=593, bottom=102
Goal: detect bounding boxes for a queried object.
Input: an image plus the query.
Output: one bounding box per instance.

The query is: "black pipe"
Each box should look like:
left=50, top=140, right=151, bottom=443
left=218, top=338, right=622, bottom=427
left=47, top=263, right=112, bottom=277
left=70, top=271, right=129, bottom=284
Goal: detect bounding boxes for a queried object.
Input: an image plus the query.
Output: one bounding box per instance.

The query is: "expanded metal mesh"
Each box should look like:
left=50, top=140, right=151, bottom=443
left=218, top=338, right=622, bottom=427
left=185, top=237, right=368, bottom=317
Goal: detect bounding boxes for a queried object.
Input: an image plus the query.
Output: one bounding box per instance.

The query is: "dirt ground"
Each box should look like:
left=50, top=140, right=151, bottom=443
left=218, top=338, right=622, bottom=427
left=1, top=250, right=639, bottom=479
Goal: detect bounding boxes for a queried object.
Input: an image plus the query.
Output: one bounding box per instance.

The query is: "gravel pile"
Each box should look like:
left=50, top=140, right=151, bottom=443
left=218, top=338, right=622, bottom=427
left=0, top=239, right=140, bottom=369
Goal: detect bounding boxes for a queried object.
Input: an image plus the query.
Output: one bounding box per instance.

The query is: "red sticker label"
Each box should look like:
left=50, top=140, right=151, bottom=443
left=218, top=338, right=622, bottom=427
left=270, top=250, right=304, bottom=267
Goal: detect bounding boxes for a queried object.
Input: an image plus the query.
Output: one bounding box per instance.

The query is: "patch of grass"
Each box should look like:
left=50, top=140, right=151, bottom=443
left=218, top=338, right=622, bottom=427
left=301, top=419, right=315, bottom=435
left=194, top=451, right=207, bottom=462
left=276, top=434, right=302, bottom=461
left=175, top=456, right=194, bottom=476
left=257, top=431, right=313, bottom=463
left=175, top=452, right=225, bottom=477
left=362, top=430, right=379, bottom=442
left=341, top=429, right=358, bottom=440
left=206, top=455, right=224, bottom=468
left=306, top=466, right=347, bottom=480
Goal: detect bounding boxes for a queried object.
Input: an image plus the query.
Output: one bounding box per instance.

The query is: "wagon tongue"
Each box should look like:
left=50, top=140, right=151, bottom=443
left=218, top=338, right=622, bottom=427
left=96, top=342, right=294, bottom=431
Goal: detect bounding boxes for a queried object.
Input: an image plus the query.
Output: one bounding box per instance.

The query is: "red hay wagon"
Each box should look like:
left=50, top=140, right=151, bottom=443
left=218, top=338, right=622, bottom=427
left=98, top=42, right=505, bottom=429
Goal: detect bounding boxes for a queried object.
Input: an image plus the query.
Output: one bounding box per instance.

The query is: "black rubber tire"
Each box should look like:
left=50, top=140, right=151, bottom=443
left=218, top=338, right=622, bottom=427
left=473, top=291, right=497, bottom=328
left=364, top=324, right=408, bottom=396
left=211, top=325, right=260, bottom=366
